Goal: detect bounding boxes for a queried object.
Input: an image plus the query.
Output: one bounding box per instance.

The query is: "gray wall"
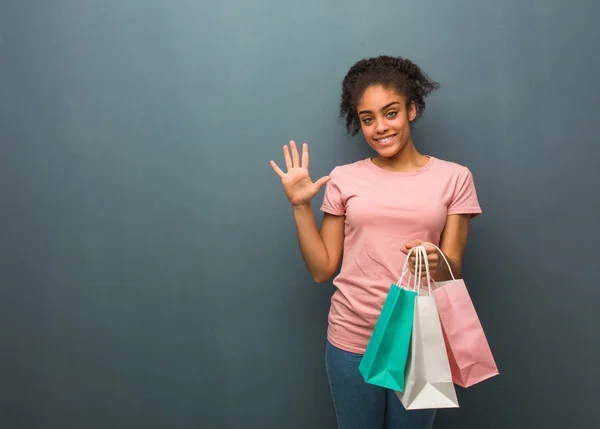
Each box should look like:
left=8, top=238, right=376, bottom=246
left=1, top=0, right=599, bottom=428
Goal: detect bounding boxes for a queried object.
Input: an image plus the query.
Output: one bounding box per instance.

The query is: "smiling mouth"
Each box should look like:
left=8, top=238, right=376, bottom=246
left=375, top=134, right=397, bottom=144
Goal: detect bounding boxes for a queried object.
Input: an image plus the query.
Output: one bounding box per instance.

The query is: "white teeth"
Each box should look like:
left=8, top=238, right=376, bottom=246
left=378, top=135, right=395, bottom=143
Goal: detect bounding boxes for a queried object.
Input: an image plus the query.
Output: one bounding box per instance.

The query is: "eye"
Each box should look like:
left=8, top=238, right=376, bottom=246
left=386, top=111, right=397, bottom=118
left=362, top=117, right=373, bottom=124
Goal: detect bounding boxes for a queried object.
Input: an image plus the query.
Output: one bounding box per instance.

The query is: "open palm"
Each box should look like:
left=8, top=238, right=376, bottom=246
left=270, top=141, right=331, bottom=206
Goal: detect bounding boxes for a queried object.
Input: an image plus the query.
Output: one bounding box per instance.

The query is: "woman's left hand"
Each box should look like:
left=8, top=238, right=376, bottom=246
left=401, top=240, right=441, bottom=276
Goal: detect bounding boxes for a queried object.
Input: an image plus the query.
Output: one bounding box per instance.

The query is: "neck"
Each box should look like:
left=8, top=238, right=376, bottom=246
left=372, top=139, right=429, bottom=172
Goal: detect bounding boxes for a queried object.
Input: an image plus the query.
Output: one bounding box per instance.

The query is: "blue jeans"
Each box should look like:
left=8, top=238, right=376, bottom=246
left=325, top=341, right=436, bottom=429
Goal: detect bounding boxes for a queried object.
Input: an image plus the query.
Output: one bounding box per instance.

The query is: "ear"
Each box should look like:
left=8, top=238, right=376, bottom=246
left=408, top=101, right=417, bottom=122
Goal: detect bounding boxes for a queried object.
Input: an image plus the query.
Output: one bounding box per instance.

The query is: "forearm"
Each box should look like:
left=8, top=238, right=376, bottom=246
left=433, top=252, right=462, bottom=281
left=292, top=204, right=332, bottom=282
left=434, top=214, right=471, bottom=281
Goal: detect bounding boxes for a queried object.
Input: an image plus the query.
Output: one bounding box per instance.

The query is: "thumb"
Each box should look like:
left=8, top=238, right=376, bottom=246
left=404, top=239, right=424, bottom=249
left=314, top=176, right=331, bottom=190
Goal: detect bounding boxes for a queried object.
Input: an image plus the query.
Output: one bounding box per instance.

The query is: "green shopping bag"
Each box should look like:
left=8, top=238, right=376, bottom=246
left=358, top=247, right=419, bottom=391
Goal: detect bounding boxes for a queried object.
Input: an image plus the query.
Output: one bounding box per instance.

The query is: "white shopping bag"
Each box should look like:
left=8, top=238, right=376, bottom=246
left=395, top=245, right=459, bottom=410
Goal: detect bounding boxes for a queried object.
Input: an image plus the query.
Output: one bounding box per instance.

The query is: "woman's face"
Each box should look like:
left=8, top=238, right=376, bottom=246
left=357, top=85, right=416, bottom=158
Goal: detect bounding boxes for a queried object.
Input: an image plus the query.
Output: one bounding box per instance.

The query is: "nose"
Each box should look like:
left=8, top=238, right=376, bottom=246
left=375, top=119, right=389, bottom=133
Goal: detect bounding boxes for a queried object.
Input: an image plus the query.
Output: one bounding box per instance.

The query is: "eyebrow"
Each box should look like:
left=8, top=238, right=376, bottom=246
left=358, top=101, right=401, bottom=115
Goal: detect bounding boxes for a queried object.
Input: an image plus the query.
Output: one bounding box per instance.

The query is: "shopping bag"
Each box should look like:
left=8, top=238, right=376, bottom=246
left=423, top=242, right=499, bottom=388
left=396, top=246, right=459, bottom=410
left=358, top=247, right=420, bottom=391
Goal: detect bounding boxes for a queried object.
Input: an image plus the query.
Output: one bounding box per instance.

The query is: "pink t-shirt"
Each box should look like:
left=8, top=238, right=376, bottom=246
left=320, top=156, right=482, bottom=354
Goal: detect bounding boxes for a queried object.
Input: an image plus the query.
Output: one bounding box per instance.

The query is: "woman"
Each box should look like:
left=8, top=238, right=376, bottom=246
left=270, top=55, right=481, bottom=429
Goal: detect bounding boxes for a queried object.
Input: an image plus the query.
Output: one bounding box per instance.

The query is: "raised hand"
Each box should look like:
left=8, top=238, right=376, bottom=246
left=270, top=141, right=331, bottom=207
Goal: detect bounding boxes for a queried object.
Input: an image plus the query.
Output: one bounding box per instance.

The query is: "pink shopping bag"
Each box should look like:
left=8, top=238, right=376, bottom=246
left=424, top=242, right=499, bottom=388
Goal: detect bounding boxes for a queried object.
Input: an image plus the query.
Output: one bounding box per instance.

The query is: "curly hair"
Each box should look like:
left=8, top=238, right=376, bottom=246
left=340, top=55, right=440, bottom=136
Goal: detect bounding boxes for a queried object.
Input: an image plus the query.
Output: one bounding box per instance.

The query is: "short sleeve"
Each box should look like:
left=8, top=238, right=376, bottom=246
left=320, top=168, right=345, bottom=215
left=448, top=167, right=482, bottom=218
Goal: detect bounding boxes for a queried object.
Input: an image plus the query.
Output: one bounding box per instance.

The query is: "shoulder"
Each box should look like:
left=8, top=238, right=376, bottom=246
left=321, top=160, right=371, bottom=213
left=429, top=157, right=481, bottom=214
left=427, top=156, right=477, bottom=186
left=429, top=157, right=473, bottom=177
left=328, top=158, right=372, bottom=181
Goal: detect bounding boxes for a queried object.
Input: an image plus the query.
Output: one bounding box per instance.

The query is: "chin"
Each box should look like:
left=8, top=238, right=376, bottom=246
left=372, top=143, right=403, bottom=159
